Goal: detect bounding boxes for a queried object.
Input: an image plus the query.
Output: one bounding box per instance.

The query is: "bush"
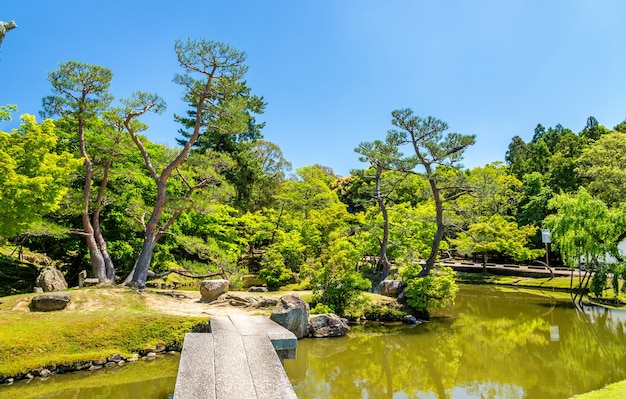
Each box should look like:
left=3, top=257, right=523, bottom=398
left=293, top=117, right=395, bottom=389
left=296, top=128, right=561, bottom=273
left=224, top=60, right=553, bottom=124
left=310, top=303, right=333, bottom=314
left=401, top=263, right=457, bottom=315
left=361, top=302, right=406, bottom=321
left=258, top=249, right=293, bottom=291
left=307, top=234, right=371, bottom=316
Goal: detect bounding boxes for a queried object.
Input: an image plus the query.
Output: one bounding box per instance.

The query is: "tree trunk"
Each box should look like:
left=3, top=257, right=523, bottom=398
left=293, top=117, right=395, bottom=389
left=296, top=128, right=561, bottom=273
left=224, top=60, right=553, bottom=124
left=92, top=160, right=115, bottom=284
left=81, top=163, right=107, bottom=280
left=127, top=180, right=168, bottom=288
left=78, top=116, right=110, bottom=282
left=128, top=234, right=157, bottom=288
left=419, top=177, right=444, bottom=277
left=373, top=168, right=392, bottom=291
left=482, top=252, right=488, bottom=274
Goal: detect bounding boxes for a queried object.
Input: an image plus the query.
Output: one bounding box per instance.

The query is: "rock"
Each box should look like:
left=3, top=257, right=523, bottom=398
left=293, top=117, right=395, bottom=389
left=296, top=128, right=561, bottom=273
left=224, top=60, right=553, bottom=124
left=242, top=274, right=266, bottom=288
left=308, top=314, right=351, bottom=338
left=35, top=267, right=68, bottom=292
left=403, top=314, right=418, bottom=324
left=378, top=280, right=403, bottom=297
left=31, top=293, right=71, bottom=311
left=199, top=279, right=230, bottom=302
left=270, top=294, right=310, bottom=339
left=39, top=368, right=52, bottom=377
left=248, top=286, right=268, bottom=292
left=33, top=287, right=44, bottom=293
left=108, top=354, right=123, bottom=362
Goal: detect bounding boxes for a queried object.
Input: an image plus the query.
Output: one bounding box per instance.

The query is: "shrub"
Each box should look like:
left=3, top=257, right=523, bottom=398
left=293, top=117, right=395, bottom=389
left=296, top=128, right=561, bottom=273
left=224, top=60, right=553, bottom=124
left=258, top=249, right=293, bottom=291
left=310, top=303, right=333, bottom=314
left=307, top=234, right=371, bottom=316
left=400, top=263, right=457, bottom=315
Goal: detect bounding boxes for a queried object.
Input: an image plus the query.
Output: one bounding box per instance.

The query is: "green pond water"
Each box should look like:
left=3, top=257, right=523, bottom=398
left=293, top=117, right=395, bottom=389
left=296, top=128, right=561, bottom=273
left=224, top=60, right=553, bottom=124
left=2, top=285, right=626, bottom=399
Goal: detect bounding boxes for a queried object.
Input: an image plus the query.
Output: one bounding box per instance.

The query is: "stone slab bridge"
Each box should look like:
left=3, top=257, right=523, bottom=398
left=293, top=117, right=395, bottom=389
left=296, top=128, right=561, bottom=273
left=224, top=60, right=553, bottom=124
left=173, top=314, right=298, bottom=399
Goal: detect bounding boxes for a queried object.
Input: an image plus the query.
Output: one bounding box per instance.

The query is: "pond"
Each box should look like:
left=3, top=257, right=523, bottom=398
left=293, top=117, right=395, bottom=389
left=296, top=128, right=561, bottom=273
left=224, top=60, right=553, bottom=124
left=2, top=285, right=626, bottom=399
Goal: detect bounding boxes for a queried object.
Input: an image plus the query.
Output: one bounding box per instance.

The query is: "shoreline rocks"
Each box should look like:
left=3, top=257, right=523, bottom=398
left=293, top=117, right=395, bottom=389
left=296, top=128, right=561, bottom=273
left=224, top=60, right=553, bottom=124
left=0, top=349, right=177, bottom=385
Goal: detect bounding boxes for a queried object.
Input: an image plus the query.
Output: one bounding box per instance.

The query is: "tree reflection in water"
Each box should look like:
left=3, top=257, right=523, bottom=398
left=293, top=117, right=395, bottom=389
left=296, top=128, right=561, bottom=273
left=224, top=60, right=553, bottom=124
left=284, top=285, right=626, bottom=399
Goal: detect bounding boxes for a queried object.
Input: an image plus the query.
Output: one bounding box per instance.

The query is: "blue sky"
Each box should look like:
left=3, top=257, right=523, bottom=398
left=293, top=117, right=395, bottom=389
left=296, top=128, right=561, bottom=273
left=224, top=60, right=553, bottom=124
left=2, top=1, right=626, bottom=176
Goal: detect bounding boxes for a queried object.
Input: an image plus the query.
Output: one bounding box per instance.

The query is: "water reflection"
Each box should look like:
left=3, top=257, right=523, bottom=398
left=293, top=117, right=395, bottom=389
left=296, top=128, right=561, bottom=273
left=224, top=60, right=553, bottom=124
left=0, top=354, right=179, bottom=399
left=2, top=286, right=626, bottom=399
left=284, top=286, right=626, bottom=399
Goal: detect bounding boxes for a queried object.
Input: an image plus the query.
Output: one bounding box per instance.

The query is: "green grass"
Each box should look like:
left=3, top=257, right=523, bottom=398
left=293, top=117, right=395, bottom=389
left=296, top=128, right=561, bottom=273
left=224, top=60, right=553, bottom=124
left=0, top=288, right=205, bottom=378
left=571, top=380, right=626, bottom=399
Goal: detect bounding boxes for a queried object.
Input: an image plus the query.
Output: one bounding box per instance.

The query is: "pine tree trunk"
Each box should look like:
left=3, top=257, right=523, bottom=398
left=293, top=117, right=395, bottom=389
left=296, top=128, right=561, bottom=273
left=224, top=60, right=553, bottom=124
left=128, top=235, right=157, bottom=289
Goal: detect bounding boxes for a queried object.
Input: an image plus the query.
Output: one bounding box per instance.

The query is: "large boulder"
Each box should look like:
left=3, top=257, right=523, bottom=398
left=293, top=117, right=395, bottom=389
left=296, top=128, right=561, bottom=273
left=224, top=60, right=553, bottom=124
left=270, top=294, right=310, bottom=339
left=31, top=293, right=71, bottom=311
left=308, top=314, right=350, bottom=338
left=199, top=279, right=230, bottom=302
left=242, top=274, right=266, bottom=288
left=35, top=267, right=68, bottom=292
left=378, top=280, right=403, bottom=297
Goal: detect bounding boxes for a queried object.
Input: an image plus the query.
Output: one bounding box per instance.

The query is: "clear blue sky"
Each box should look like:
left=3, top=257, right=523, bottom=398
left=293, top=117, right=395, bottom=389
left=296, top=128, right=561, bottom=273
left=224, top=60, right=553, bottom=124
left=2, top=1, right=626, bottom=176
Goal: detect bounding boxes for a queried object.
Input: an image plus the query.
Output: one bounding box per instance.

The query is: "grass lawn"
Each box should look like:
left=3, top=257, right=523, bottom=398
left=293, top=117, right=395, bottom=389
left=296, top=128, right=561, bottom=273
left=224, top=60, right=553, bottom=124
left=0, top=287, right=205, bottom=378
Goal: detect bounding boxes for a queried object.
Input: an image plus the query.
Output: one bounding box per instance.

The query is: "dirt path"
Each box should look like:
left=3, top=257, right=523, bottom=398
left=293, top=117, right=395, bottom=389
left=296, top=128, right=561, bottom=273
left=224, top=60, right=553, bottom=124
left=2, top=287, right=311, bottom=318
left=141, top=289, right=290, bottom=317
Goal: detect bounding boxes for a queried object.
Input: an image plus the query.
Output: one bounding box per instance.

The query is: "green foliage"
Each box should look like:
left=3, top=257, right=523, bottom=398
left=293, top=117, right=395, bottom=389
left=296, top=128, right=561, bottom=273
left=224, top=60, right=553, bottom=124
left=401, top=264, right=458, bottom=314
left=258, top=248, right=293, bottom=290
left=0, top=104, right=17, bottom=121
left=544, top=188, right=626, bottom=268
left=310, top=303, right=333, bottom=314
left=576, top=132, right=626, bottom=206
left=308, top=233, right=371, bottom=315
left=0, top=115, right=80, bottom=238
left=544, top=188, right=626, bottom=299
left=456, top=162, right=523, bottom=223
left=450, top=215, right=543, bottom=265
left=359, top=301, right=406, bottom=321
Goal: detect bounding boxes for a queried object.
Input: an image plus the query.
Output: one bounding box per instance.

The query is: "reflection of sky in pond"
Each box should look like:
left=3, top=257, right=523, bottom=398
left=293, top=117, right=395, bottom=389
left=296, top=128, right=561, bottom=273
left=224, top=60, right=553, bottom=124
left=287, top=285, right=626, bottom=399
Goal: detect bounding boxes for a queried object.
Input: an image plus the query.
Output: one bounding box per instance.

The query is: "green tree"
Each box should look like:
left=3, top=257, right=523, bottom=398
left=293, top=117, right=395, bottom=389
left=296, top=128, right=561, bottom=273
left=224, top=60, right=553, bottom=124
left=174, top=61, right=266, bottom=211
left=0, top=115, right=80, bottom=238
left=308, top=232, right=371, bottom=315
left=0, top=20, right=17, bottom=49
left=576, top=132, right=626, bottom=206
left=449, top=215, right=543, bottom=272
left=355, top=133, right=417, bottom=288
left=505, top=135, right=530, bottom=180
left=544, top=188, right=626, bottom=299
left=41, top=61, right=117, bottom=283
left=579, top=116, right=611, bottom=141
left=390, top=108, right=476, bottom=277
left=121, top=39, right=262, bottom=288
left=517, top=172, right=554, bottom=228
left=0, top=104, right=17, bottom=121
left=456, top=162, right=523, bottom=225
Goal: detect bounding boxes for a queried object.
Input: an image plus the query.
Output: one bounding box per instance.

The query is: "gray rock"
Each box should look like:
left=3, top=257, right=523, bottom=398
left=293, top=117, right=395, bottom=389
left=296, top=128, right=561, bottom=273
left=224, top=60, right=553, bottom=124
left=242, top=274, right=266, bottom=288
left=270, top=294, right=310, bottom=339
left=31, top=293, right=71, bottom=311
left=199, top=279, right=230, bottom=302
left=35, top=267, right=68, bottom=292
left=378, top=280, right=403, bottom=297
left=403, top=314, right=418, bottom=324
left=33, top=287, right=44, bottom=293
left=108, top=354, right=123, bottom=362
left=248, top=286, right=268, bottom=292
left=308, top=314, right=350, bottom=338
